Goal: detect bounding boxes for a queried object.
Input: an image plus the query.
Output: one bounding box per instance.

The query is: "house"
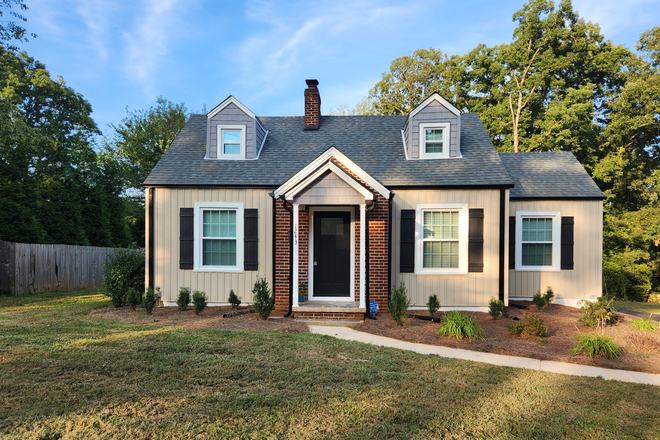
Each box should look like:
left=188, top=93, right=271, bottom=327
left=142, top=79, right=604, bottom=321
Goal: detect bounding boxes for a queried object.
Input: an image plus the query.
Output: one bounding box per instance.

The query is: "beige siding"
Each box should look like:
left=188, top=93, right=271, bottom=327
left=153, top=188, right=273, bottom=305
left=508, top=200, right=602, bottom=301
left=391, top=189, right=504, bottom=307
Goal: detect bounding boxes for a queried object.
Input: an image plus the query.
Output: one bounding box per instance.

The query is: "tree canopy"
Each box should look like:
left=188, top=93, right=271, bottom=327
left=0, top=0, right=36, bottom=50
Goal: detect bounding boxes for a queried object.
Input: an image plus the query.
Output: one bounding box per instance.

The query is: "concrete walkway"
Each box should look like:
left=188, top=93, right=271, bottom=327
left=309, top=325, right=660, bottom=386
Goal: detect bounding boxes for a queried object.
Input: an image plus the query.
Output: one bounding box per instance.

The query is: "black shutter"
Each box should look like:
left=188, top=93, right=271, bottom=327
left=468, top=209, right=484, bottom=273
left=400, top=210, right=415, bottom=273
left=561, top=216, right=574, bottom=270
left=509, top=216, right=516, bottom=269
left=244, top=209, right=259, bottom=271
left=180, top=208, right=194, bottom=270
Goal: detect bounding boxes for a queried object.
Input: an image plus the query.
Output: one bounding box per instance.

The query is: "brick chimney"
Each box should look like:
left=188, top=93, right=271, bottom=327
left=304, top=79, right=321, bottom=130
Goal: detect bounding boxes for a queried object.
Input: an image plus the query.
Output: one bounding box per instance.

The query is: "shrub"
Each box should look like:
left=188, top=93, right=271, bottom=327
left=572, top=333, right=622, bottom=360
left=488, top=297, right=504, bottom=319
left=532, top=291, right=545, bottom=310
left=508, top=315, right=548, bottom=338
left=127, top=288, right=141, bottom=310
left=578, top=297, right=620, bottom=329
left=102, top=249, right=145, bottom=307
left=192, top=291, right=207, bottom=315
left=543, top=286, right=555, bottom=304
left=177, top=287, right=191, bottom=311
left=228, top=289, right=241, bottom=309
left=252, top=277, right=274, bottom=320
left=389, top=283, right=411, bottom=326
left=438, top=310, right=485, bottom=341
left=143, top=288, right=156, bottom=314
left=631, top=316, right=657, bottom=332
left=427, top=294, right=440, bottom=317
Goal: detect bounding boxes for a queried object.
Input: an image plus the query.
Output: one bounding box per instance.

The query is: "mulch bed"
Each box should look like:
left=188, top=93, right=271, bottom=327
left=358, top=301, right=660, bottom=374
left=90, top=306, right=308, bottom=334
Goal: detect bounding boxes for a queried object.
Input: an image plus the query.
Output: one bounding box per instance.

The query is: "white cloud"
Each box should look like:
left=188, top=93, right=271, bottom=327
left=572, top=0, right=660, bottom=40
left=73, top=0, right=117, bottom=60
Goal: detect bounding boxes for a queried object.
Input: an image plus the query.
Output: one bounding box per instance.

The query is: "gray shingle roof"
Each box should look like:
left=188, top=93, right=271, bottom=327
left=499, top=152, right=604, bottom=199
left=143, top=113, right=514, bottom=188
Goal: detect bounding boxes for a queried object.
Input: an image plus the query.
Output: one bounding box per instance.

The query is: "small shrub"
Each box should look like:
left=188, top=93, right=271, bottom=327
left=532, top=291, right=545, bottom=310
left=192, top=291, right=207, bottom=315
left=102, top=248, right=145, bottom=307
left=177, top=287, right=191, bottom=311
left=578, top=297, right=620, bottom=329
left=389, top=283, right=411, bottom=326
left=228, top=289, right=241, bottom=309
left=508, top=315, right=548, bottom=338
left=427, top=294, right=440, bottom=317
left=438, top=310, right=485, bottom=341
left=252, top=277, right=274, bottom=320
left=631, top=316, right=657, bottom=332
left=488, top=297, right=504, bottom=319
left=143, top=288, right=156, bottom=315
left=127, top=288, right=141, bottom=310
left=572, top=333, right=622, bottom=360
left=543, top=286, right=555, bottom=304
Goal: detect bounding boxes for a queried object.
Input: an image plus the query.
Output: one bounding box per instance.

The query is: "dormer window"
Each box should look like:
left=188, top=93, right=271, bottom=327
left=217, top=125, right=245, bottom=159
left=419, top=123, right=450, bottom=159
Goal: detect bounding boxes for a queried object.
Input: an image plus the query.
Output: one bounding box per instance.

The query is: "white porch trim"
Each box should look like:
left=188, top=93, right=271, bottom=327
left=293, top=203, right=299, bottom=308
left=285, top=162, right=374, bottom=203
left=359, top=203, right=366, bottom=309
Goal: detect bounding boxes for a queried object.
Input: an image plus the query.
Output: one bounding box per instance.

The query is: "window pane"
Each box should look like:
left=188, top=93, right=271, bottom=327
left=522, top=243, right=552, bottom=266
left=203, top=239, right=236, bottom=266
left=224, top=143, right=240, bottom=155
left=425, top=129, right=444, bottom=153
left=203, top=210, right=235, bottom=238
left=425, top=129, right=444, bottom=141
left=424, top=211, right=458, bottom=239
left=203, top=210, right=219, bottom=237
left=522, top=218, right=552, bottom=242
left=223, top=130, right=241, bottom=143
left=423, top=241, right=459, bottom=268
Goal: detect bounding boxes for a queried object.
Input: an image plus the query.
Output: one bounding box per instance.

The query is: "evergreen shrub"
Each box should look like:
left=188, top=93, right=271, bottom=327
left=192, top=291, right=207, bottom=315
left=252, top=278, right=274, bottom=320
left=389, top=283, right=411, bottom=326
left=228, top=289, right=241, bottom=309
left=102, top=249, right=144, bottom=307
left=143, top=288, right=156, bottom=314
left=177, top=287, right=191, bottom=311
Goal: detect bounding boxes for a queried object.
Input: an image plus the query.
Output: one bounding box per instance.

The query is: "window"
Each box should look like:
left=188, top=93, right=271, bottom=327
left=216, top=125, right=245, bottom=159
left=194, top=202, right=243, bottom=272
left=415, top=203, right=468, bottom=274
left=515, top=211, right=560, bottom=271
left=419, top=123, right=450, bottom=159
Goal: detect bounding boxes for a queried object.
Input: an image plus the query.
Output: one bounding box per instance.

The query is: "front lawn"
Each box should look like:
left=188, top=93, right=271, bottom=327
left=614, top=300, right=660, bottom=315
left=1, top=290, right=660, bottom=439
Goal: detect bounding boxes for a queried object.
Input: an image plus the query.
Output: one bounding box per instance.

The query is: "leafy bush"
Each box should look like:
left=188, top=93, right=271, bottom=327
left=578, top=297, right=620, bottom=329
left=127, top=288, right=141, bottom=310
left=427, top=294, right=440, bottom=317
left=488, top=297, right=504, bottom=319
left=143, top=288, right=156, bottom=315
left=532, top=286, right=555, bottom=310
left=177, top=287, right=191, bottom=311
left=192, top=291, right=207, bottom=315
left=228, top=289, right=241, bottom=309
left=438, top=311, right=485, bottom=341
left=252, top=278, right=274, bottom=320
left=631, top=316, right=657, bottom=332
left=389, top=283, right=411, bottom=326
left=102, top=249, right=145, bottom=307
left=571, top=333, right=622, bottom=360
left=508, top=315, right=548, bottom=337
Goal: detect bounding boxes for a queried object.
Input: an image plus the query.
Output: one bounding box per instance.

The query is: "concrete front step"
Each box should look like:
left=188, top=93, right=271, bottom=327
left=295, top=318, right=363, bottom=326
left=295, top=301, right=366, bottom=314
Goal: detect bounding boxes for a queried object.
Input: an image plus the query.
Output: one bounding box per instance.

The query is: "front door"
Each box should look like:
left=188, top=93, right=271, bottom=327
left=313, top=211, right=351, bottom=297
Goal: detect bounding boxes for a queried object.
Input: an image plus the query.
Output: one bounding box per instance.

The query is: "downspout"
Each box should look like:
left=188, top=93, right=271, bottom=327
left=148, top=187, right=155, bottom=290
left=499, top=188, right=506, bottom=302
left=280, top=197, right=294, bottom=318
left=365, top=200, right=376, bottom=320
left=271, top=196, right=276, bottom=311
left=386, top=191, right=394, bottom=305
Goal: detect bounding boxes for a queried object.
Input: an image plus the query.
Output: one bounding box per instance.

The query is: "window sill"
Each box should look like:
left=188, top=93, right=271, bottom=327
left=193, top=267, right=244, bottom=273
left=415, top=269, right=468, bottom=275
left=514, top=266, right=560, bottom=272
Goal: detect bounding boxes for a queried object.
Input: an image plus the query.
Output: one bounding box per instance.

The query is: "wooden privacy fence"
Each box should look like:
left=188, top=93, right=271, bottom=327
left=0, top=241, right=142, bottom=295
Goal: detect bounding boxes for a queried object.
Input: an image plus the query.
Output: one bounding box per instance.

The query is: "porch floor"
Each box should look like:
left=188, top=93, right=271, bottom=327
left=295, top=301, right=366, bottom=314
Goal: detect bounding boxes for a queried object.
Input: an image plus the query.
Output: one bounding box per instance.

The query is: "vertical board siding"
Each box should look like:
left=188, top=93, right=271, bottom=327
left=0, top=240, right=138, bottom=295
left=508, top=200, right=602, bottom=300
left=154, top=188, right=273, bottom=305
left=391, top=190, right=502, bottom=307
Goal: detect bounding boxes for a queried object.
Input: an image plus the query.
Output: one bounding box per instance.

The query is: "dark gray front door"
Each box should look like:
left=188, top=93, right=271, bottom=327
left=313, top=212, right=351, bottom=297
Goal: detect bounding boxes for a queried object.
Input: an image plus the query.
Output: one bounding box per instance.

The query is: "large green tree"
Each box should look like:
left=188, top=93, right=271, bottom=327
left=0, top=0, right=36, bottom=50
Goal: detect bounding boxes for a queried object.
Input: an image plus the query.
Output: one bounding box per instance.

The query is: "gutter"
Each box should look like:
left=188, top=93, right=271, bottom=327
left=271, top=196, right=276, bottom=311
left=148, top=188, right=155, bottom=290
left=387, top=191, right=395, bottom=306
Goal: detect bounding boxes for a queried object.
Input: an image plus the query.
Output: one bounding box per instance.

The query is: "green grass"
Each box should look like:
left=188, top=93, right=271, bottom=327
left=614, top=300, right=660, bottom=315
left=1, top=290, right=660, bottom=439
left=631, top=317, right=658, bottom=332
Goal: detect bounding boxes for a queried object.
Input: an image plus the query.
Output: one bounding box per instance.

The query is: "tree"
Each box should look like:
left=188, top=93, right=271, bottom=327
left=327, top=96, right=374, bottom=115
left=0, top=0, right=36, bottom=50
left=105, top=97, right=189, bottom=190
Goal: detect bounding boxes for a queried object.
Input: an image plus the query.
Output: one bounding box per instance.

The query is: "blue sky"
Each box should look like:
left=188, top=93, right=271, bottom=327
left=20, top=0, right=660, bottom=138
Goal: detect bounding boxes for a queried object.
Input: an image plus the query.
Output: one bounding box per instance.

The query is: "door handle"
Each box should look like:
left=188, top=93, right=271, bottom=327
left=314, top=260, right=318, bottom=266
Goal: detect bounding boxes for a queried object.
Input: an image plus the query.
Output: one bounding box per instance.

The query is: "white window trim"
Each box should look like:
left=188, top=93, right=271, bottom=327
left=193, top=202, right=244, bottom=272
left=419, top=123, right=450, bottom=159
left=216, top=125, right=246, bottom=160
left=515, top=211, right=561, bottom=272
left=415, top=203, right=469, bottom=275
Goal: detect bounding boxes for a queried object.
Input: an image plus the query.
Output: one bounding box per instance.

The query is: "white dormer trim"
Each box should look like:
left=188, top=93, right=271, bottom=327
left=401, top=129, right=410, bottom=160
left=272, top=146, right=390, bottom=200
left=285, top=162, right=374, bottom=202
left=409, top=93, right=460, bottom=118
left=248, top=130, right=268, bottom=161
left=206, top=95, right=256, bottom=120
